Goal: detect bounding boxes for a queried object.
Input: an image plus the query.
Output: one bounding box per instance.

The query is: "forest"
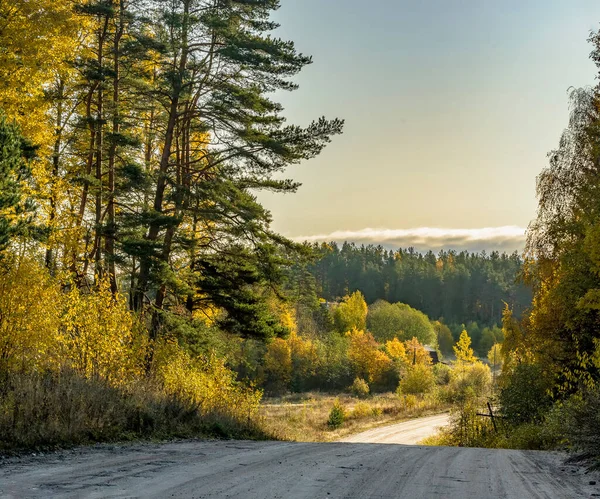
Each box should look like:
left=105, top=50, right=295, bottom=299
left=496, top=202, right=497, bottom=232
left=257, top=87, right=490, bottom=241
left=303, top=243, right=531, bottom=326
left=1, top=0, right=600, bottom=473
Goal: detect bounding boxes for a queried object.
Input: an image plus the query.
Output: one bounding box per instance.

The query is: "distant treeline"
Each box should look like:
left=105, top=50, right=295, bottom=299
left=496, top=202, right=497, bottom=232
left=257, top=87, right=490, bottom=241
left=302, top=243, right=531, bottom=327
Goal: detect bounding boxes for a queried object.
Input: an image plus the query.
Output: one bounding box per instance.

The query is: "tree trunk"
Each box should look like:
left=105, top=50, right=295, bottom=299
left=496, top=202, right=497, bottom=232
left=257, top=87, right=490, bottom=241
left=134, top=0, right=190, bottom=312
left=94, top=17, right=109, bottom=282
left=45, top=80, right=64, bottom=273
left=75, top=86, right=97, bottom=279
left=106, top=0, right=123, bottom=295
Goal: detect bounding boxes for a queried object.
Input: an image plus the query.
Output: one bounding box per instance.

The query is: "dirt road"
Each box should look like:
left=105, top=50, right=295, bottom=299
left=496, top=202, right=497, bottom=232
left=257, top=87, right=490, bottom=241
left=341, top=412, right=451, bottom=445
left=1, top=416, right=598, bottom=498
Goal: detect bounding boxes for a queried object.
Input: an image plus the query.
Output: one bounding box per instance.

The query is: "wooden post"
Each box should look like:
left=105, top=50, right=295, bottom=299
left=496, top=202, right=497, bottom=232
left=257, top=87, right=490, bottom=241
left=487, top=401, right=498, bottom=433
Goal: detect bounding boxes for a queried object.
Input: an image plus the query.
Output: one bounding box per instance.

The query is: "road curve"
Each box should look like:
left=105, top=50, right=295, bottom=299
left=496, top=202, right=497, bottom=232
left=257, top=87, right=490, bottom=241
left=340, top=413, right=451, bottom=445
left=1, top=438, right=598, bottom=498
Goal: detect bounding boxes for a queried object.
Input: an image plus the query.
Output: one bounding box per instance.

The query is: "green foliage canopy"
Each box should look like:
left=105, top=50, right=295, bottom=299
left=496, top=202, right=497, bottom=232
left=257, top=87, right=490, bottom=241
left=433, top=321, right=454, bottom=356
left=367, top=300, right=435, bottom=345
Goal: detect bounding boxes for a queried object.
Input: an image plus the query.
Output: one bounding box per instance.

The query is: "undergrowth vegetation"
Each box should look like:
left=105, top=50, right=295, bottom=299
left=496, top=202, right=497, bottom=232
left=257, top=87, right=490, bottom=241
left=0, top=257, right=264, bottom=452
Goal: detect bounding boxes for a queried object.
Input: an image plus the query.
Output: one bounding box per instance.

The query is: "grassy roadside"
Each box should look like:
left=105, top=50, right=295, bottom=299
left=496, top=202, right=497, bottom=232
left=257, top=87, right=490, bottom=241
left=1, top=389, right=447, bottom=456
left=258, top=392, right=450, bottom=442
left=0, top=369, right=268, bottom=456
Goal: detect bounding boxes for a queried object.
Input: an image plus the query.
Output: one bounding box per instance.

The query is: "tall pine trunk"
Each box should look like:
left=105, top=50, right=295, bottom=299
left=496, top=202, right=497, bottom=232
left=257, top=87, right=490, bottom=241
left=45, top=80, right=64, bottom=273
left=106, top=0, right=123, bottom=295
left=93, top=16, right=109, bottom=282
left=134, top=0, right=190, bottom=313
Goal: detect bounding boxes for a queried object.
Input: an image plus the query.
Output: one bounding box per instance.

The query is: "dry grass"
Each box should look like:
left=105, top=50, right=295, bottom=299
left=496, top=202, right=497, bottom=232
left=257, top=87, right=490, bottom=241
left=259, top=391, right=449, bottom=442
left=0, top=369, right=267, bottom=453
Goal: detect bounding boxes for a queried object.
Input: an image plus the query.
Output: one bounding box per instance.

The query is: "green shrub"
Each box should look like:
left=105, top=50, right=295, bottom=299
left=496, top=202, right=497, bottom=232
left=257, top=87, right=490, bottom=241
left=433, top=363, right=451, bottom=385
left=446, top=362, right=491, bottom=404
left=350, top=377, right=370, bottom=398
left=556, top=389, right=600, bottom=467
left=505, top=423, right=555, bottom=450
left=327, top=398, right=346, bottom=429
left=440, top=400, right=497, bottom=448
left=397, top=363, right=435, bottom=395
left=499, top=363, right=552, bottom=425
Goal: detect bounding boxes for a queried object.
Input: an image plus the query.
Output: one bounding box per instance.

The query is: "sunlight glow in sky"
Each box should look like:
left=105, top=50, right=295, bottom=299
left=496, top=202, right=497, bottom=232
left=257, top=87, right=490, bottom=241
left=256, top=1, right=600, bottom=252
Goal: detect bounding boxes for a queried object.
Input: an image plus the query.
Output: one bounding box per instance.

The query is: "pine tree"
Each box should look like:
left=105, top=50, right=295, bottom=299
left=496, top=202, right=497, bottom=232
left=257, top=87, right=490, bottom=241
left=119, top=0, right=343, bottom=341
left=0, top=114, right=35, bottom=253
left=0, top=0, right=344, bottom=351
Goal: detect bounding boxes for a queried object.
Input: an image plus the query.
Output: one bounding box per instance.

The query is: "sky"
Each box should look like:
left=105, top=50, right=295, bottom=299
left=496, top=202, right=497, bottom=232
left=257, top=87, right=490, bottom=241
left=256, top=0, right=600, bottom=253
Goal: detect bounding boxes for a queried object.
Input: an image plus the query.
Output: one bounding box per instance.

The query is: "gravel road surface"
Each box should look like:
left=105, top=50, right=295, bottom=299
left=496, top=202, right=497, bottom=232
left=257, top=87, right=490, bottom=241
left=341, top=413, right=451, bottom=445
left=1, top=415, right=598, bottom=498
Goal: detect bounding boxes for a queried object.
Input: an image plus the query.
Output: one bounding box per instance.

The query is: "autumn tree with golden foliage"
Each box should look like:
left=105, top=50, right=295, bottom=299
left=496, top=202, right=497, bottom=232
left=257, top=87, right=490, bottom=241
left=346, top=329, right=393, bottom=385
left=404, top=337, right=433, bottom=366
left=333, top=291, right=368, bottom=333
left=385, top=337, right=408, bottom=362
left=263, top=338, right=293, bottom=393
left=454, top=330, right=476, bottom=364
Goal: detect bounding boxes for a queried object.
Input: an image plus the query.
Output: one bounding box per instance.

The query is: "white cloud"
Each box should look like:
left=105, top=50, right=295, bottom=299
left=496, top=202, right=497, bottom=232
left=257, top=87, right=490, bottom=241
left=293, top=226, right=526, bottom=253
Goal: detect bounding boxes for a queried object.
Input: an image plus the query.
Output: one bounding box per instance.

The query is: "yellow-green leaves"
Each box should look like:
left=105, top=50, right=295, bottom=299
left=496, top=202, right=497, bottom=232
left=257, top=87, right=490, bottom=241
left=0, top=257, right=63, bottom=372
left=346, top=329, right=392, bottom=384
left=60, top=279, right=141, bottom=384
left=0, top=0, right=82, bottom=148
left=332, top=291, right=368, bottom=333
left=454, top=330, right=476, bottom=364
left=0, top=255, right=261, bottom=425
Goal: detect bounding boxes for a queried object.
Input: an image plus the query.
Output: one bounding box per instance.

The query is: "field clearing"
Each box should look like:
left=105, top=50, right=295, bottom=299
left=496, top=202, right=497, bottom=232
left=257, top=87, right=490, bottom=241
left=258, top=392, right=450, bottom=442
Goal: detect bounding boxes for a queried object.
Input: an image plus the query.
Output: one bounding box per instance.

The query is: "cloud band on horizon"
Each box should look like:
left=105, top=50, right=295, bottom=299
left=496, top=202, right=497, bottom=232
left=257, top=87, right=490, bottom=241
left=293, top=226, right=527, bottom=253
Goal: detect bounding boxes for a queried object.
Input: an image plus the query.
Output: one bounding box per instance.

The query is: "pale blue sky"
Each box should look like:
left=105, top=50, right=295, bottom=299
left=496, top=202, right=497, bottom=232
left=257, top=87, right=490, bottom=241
left=258, top=1, right=600, bottom=251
